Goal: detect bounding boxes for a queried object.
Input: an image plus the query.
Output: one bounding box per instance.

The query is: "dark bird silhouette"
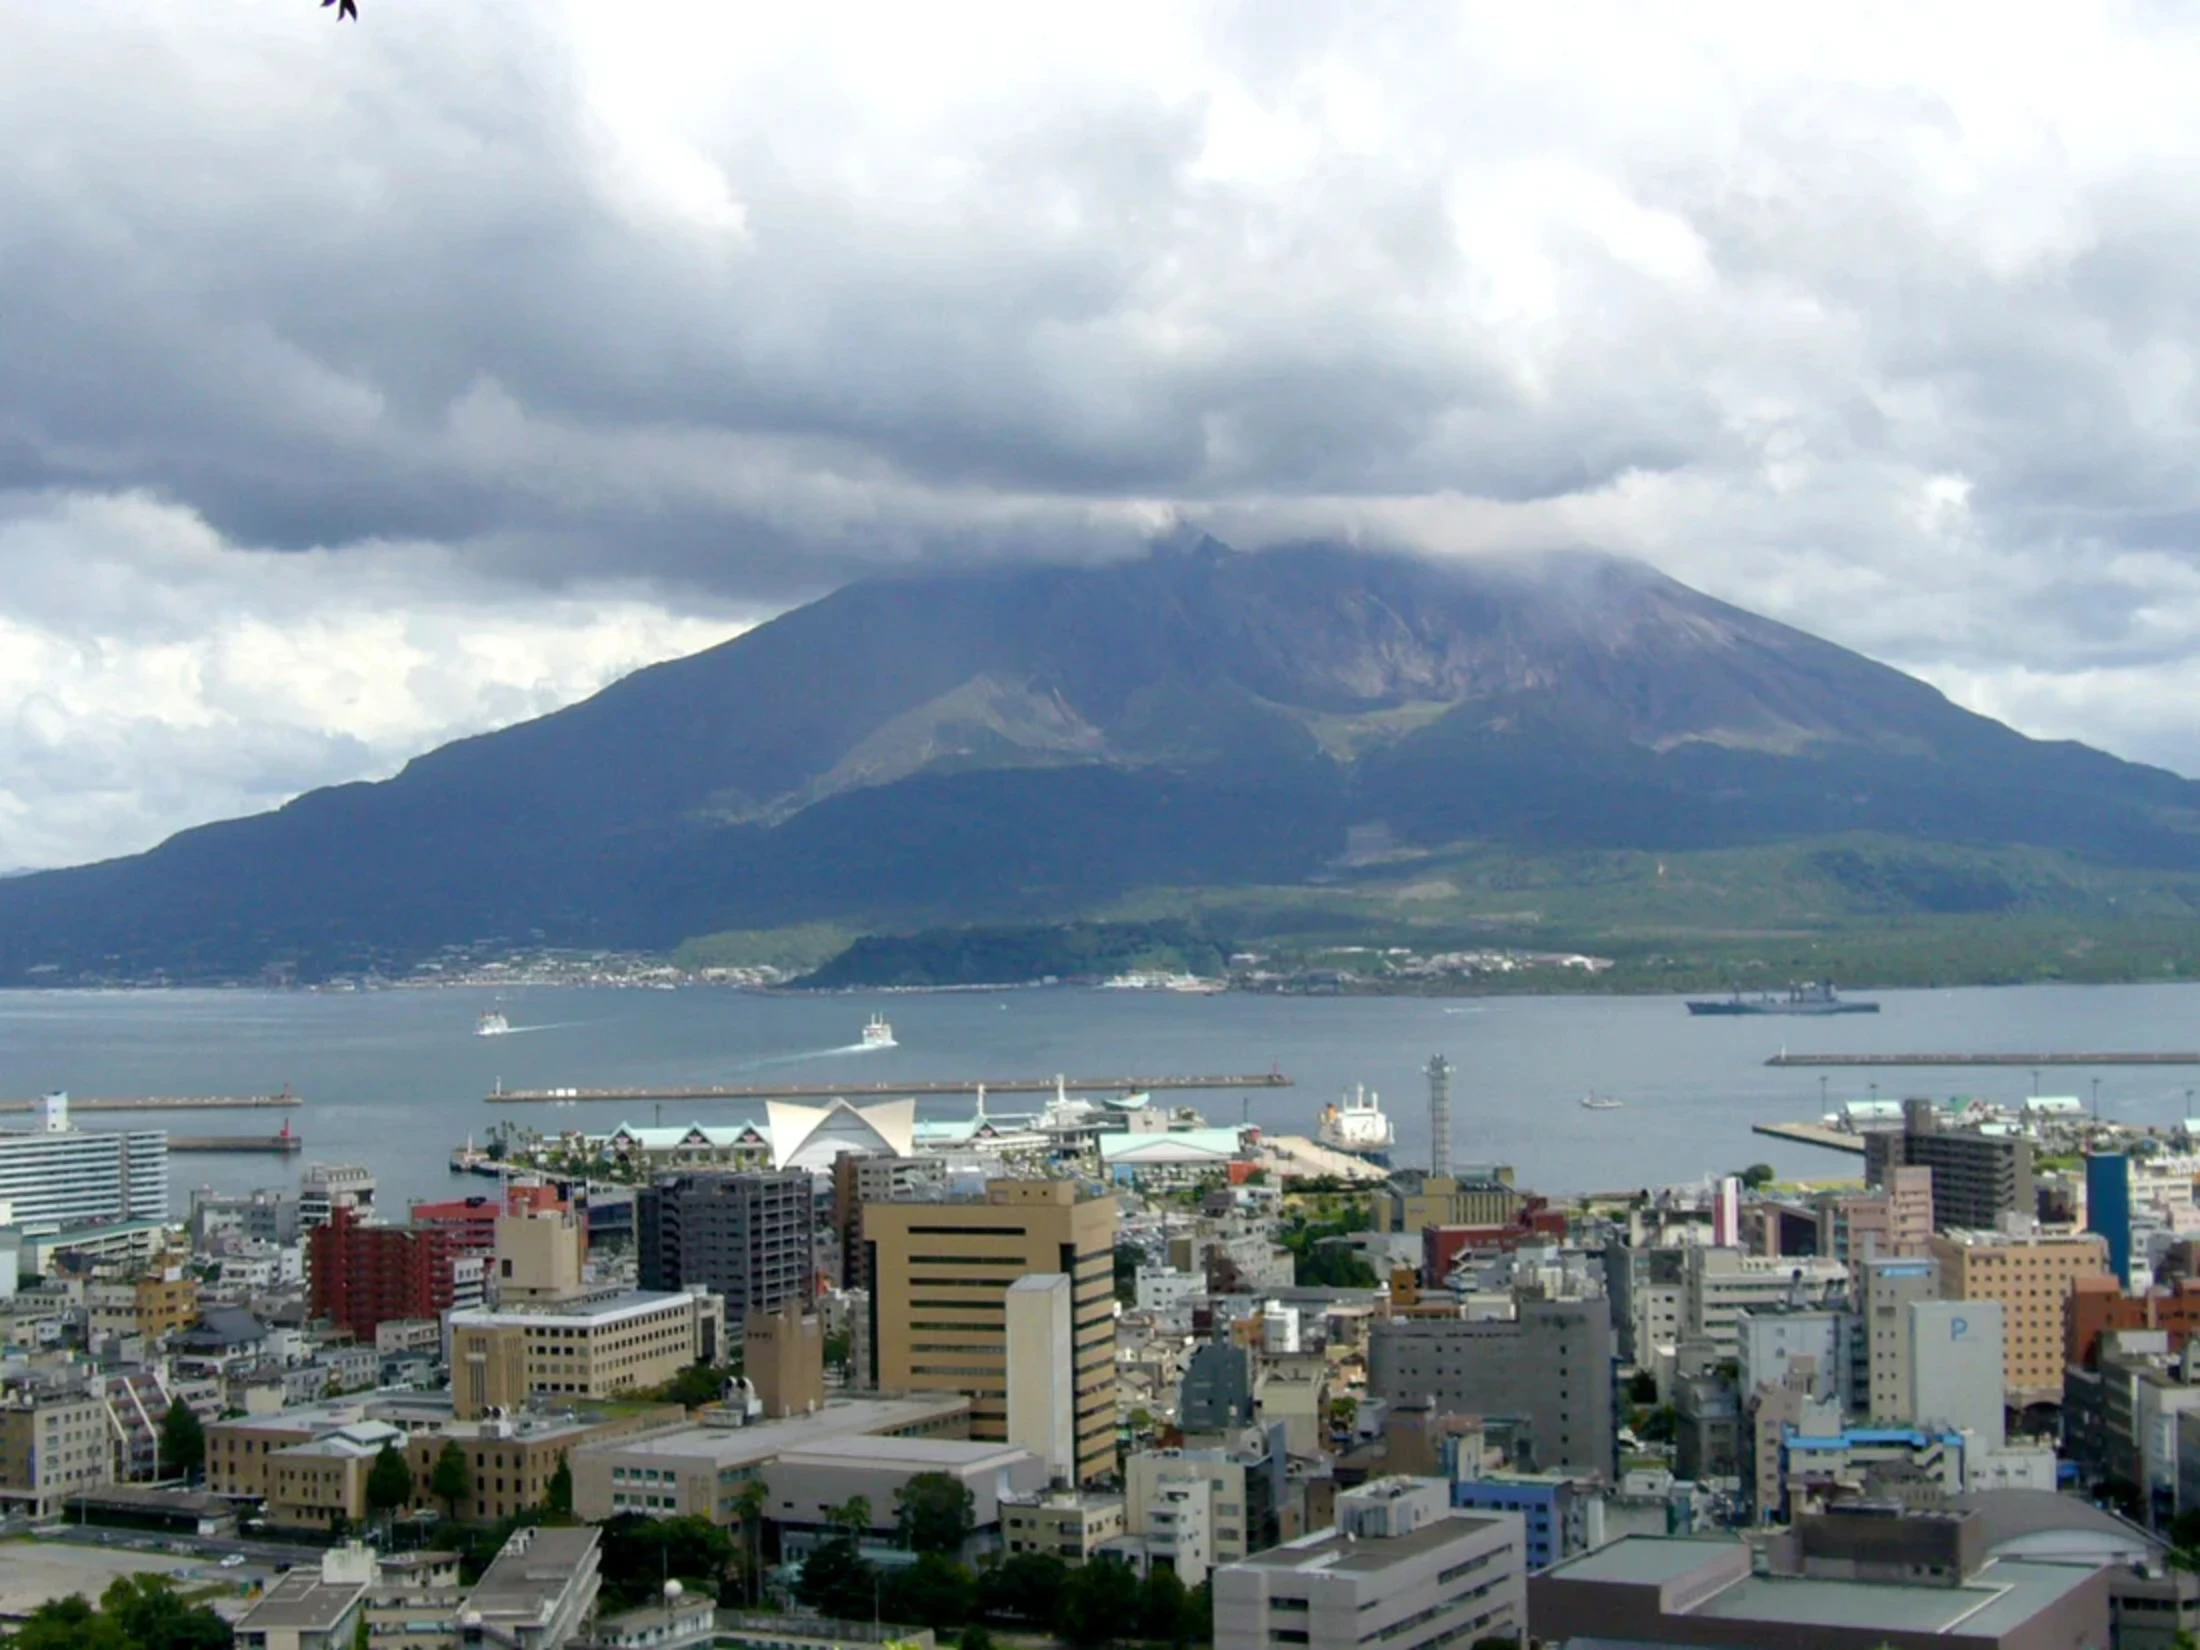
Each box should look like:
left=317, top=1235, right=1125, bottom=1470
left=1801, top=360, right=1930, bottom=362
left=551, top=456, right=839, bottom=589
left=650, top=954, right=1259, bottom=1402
left=322, top=0, right=357, bottom=18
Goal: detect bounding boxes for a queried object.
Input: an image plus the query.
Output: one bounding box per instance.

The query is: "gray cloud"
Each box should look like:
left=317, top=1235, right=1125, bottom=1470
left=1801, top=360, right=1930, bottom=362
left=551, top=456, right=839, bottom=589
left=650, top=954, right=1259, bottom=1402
left=6, top=1, right=2200, bottom=863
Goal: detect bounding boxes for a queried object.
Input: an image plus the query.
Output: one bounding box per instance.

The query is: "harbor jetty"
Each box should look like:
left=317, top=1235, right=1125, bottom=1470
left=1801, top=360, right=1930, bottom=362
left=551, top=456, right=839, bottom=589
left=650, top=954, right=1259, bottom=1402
left=1751, top=1120, right=1868, bottom=1156
left=1765, top=1052, right=2200, bottom=1068
left=167, top=1133, right=304, bottom=1155
left=0, top=1091, right=302, bottom=1113
left=487, top=1072, right=1292, bottom=1104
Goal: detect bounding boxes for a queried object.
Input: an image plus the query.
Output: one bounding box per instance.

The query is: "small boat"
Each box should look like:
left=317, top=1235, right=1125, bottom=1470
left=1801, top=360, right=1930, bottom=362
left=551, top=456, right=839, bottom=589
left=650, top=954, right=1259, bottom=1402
left=476, top=1009, right=511, bottom=1038
left=861, top=1014, right=897, bottom=1050
left=1580, top=1092, right=1625, bottom=1111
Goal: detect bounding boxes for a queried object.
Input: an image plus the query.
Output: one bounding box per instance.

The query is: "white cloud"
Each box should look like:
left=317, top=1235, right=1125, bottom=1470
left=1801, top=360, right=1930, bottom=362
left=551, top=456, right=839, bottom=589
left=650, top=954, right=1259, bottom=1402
left=6, top=0, right=2200, bottom=861
left=0, top=494, right=744, bottom=867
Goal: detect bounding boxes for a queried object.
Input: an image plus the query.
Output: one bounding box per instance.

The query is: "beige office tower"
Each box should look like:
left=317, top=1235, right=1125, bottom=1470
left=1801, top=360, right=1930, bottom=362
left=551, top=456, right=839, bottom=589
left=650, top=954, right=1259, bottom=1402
left=1931, top=1227, right=2110, bottom=1407
left=747, top=1299, right=826, bottom=1420
left=865, top=1179, right=1117, bottom=1483
left=1861, top=1255, right=1940, bottom=1423
left=1007, top=1273, right=1077, bottom=1482
left=494, top=1206, right=587, bottom=1305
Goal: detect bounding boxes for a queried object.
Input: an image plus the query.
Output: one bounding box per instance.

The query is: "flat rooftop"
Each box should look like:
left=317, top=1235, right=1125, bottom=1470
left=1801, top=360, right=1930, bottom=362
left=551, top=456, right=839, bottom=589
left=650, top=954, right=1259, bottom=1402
left=452, top=1289, right=697, bottom=1328
left=237, top=1568, right=366, bottom=1632
left=577, top=1394, right=970, bottom=1469
left=1542, top=1538, right=2105, bottom=1634
left=1238, top=1515, right=1508, bottom=1574
left=773, top=1435, right=1032, bottom=1471
left=469, top=1526, right=600, bottom=1621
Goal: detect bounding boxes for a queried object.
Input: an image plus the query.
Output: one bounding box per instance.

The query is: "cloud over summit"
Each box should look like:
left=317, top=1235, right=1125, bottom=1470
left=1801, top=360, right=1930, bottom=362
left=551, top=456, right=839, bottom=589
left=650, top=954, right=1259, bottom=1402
left=7, top=0, right=2200, bottom=863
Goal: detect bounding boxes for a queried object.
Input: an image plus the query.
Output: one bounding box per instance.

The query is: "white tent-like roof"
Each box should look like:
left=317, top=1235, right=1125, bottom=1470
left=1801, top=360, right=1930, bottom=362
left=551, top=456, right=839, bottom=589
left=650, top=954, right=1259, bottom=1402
left=764, top=1097, right=919, bottom=1171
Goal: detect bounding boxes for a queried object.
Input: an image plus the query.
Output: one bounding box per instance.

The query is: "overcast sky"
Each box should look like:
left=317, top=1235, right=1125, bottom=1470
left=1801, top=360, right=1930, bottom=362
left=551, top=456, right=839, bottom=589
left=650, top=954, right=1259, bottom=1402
left=7, top=2, right=2200, bottom=868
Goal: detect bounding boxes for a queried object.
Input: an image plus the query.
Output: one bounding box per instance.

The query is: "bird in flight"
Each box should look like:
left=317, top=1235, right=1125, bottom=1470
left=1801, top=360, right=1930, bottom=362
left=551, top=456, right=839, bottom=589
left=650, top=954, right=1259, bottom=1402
left=323, top=0, right=358, bottom=17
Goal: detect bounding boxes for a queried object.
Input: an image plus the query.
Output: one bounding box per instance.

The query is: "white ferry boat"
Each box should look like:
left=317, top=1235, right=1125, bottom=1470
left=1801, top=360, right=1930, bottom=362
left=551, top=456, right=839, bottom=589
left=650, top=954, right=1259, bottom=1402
left=1580, top=1092, right=1624, bottom=1111
left=861, top=1014, right=897, bottom=1050
left=1318, top=1084, right=1396, bottom=1157
left=476, top=1009, right=511, bottom=1038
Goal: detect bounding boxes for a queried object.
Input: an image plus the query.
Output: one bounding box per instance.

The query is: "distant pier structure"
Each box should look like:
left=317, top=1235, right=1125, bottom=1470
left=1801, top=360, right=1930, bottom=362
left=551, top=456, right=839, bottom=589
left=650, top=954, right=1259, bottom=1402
left=488, top=1072, right=1292, bottom=1104
left=1427, top=1054, right=1454, bottom=1178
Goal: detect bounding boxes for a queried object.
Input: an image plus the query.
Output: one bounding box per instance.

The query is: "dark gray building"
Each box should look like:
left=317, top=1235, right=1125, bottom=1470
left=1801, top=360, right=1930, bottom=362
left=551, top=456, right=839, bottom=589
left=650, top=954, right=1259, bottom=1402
left=1365, top=1299, right=1615, bottom=1477
left=637, top=1170, right=813, bottom=1325
left=1179, top=1338, right=1255, bottom=1432
left=1865, top=1098, right=2035, bottom=1232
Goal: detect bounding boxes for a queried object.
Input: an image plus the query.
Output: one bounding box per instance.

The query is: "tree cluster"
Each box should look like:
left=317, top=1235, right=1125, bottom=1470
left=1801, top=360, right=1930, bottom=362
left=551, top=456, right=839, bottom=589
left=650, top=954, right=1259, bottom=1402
left=798, top=1542, right=1211, bottom=1648
left=13, top=1574, right=232, bottom=1650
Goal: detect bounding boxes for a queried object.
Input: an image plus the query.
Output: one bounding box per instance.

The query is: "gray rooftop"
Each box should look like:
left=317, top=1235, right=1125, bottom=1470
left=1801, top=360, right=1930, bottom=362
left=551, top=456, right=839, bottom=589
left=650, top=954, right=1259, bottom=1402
left=577, top=1394, right=969, bottom=1469
left=773, top=1435, right=1032, bottom=1471
left=1543, top=1537, right=2105, bottom=1635
left=1238, top=1514, right=1508, bottom=1574
left=469, top=1526, right=600, bottom=1622
left=236, top=1569, right=366, bottom=1632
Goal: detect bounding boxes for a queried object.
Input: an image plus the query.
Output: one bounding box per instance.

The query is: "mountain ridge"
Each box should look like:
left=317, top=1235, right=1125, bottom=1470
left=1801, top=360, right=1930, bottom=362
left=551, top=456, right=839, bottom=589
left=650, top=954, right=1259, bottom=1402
left=4, top=538, right=2197, bottom=982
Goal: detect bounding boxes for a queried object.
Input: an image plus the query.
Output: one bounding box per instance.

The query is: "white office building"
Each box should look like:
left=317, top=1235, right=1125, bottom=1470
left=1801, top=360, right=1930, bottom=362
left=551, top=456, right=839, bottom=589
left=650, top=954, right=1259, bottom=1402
left=1215, top=1479, right=1525, bottom=1650
left=0, top=1095, right=166, bottom=1231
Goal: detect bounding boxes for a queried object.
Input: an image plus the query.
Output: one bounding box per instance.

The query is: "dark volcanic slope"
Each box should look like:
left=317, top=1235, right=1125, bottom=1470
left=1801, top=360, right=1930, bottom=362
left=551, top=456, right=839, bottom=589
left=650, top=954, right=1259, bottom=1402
left=4, top=539, right=2197, bottom=979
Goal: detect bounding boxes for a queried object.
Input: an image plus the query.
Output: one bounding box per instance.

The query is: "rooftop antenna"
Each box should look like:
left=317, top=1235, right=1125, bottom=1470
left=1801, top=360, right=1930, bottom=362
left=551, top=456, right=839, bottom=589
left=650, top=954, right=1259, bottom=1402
left=1426, top=1055, right=1453, bottom=1179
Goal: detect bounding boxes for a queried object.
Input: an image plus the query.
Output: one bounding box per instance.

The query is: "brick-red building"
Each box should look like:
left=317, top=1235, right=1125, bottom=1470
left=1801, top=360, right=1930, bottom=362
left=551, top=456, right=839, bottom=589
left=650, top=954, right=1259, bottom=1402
left=308, top=1205, right=456, bottom=1338
left=1422, top=1200, right=1570, bottom=1285
left=2066, top=1273, right=2200, bottom=1368
left=407, top=1183, right=568, bottom=1252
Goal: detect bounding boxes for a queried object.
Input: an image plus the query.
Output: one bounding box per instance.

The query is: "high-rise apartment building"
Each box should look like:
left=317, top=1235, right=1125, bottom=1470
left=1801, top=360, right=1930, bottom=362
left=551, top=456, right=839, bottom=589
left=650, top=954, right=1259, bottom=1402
left=1931, top=1226, right=2109, bottom=1406
left=864, top=1178, right=1117, bottom=1482
left=1860, top=1254, right=1940, bottom=1422
left=0, top=1094, right=165, bottom=1230
left=307, top=1205, right=456, bottom=1339
left=638, top=1170, right=812, bottom=1323
left=1867, top=1100, right=2035, bottom=1232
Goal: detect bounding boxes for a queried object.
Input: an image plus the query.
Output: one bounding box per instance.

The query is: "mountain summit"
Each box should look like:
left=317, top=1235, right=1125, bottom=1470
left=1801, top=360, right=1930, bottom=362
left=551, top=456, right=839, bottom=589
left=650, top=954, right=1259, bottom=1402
left=5, top=540, right=2197, bottom=980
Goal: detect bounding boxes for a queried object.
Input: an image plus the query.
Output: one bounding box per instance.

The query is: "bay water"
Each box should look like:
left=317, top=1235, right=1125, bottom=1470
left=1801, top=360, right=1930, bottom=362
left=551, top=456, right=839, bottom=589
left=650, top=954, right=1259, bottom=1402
left=3, top=982, right=2199, bottom=1215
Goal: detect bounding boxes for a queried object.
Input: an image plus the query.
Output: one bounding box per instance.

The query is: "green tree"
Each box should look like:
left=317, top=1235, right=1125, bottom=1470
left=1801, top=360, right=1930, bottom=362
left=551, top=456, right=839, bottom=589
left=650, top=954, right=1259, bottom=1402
left=959, top=1627, right=997, bottom=1650
left=1141, top=1566, right=1194, bottom=1648
left=431, top=1438, right=473, bottom=1520
left=545, top=1453, right=573, bottom=1518
left=796, top=1534, right=877, bottom=1621
left=732, top=1477, right=772, bottom=1608
left=596, top=1514, right=736, bottom=1611
left=101, top=1573, right=233, bottom=1650
left=1638, top=1404, right=1679, bottom=1445
left=977, top=1550, right=1069, bottom=1629
left=1738, top=1163, right=1777, bottom=1190
left=823, top=1329, right=853, bottom=1372
left=158, top=1400, right=206, bottom=1481
left=1626, top=1369, right=1660, bottom=1406
left=652, top=1361, right=733, bottom=1409
left=11, top=1597, right=129, bottom=1650
left=1059, top=1558, right=1143, bottom=1648
left=827, top=1494, right=873, bottom=1535
left=366, top=1441, right=413, bottom=1528
left=884, top=1552, right=977, bottom=1629
left=1186, top=1580, right=1214, bottom=1645
left=895, top=1471, right=976, bottom=1555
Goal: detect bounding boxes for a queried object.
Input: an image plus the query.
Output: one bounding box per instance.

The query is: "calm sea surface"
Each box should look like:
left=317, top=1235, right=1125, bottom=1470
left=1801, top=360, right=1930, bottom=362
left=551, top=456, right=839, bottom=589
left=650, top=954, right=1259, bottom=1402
left=3, top=983, right=2199, bottom=1215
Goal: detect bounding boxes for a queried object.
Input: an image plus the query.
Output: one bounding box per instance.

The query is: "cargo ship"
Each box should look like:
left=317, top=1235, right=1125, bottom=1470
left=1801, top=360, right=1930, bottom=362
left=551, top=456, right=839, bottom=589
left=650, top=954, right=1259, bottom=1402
left=1685, top=981, right=1879, bottom=1017
left=1318, top=1084, right=1395, bottom=1162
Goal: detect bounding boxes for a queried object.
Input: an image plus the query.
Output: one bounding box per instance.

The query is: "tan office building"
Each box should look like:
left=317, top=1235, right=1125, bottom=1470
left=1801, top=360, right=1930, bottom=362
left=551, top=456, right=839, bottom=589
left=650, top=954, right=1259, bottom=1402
left=448, top=1288, right=725, bottom=1417
left=864, top=1178, right=1117, bottom=1482
left=0, top=1387, right=112, bottom=1520
left=1931, top=1227, right=2109, bottom=1405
